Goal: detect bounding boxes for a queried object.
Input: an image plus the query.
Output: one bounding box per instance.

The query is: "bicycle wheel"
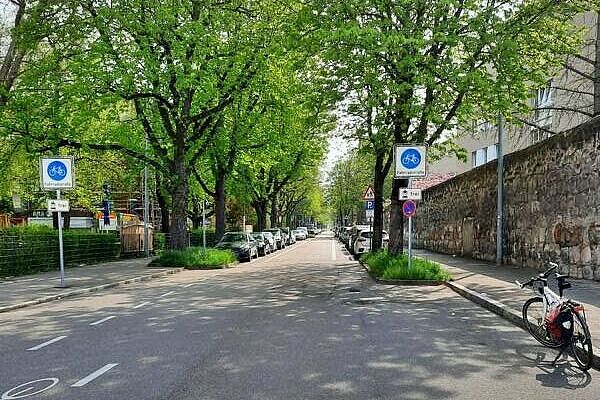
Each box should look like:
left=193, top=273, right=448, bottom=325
left=571, top=311, right=593, bottom=371
left=522, top=297, right=563, bottom=348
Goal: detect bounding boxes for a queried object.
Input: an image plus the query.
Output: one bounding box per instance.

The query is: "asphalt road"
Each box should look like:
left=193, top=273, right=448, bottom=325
left=0, top=233, right=596, bottom=399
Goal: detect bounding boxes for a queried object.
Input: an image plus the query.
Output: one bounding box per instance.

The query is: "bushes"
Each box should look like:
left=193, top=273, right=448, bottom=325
left=0, top=227, right=120, bottom=278
left=149, top=247, right=236, bottom=269
left=361, top=250, right=451, bottom=281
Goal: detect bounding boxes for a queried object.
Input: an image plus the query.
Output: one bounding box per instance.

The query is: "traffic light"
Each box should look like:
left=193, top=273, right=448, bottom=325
left=102, top=183, right=111, bottom=197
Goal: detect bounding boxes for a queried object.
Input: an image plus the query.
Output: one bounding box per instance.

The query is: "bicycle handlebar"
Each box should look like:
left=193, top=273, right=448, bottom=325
left=515, top=262, right=559, bottom=289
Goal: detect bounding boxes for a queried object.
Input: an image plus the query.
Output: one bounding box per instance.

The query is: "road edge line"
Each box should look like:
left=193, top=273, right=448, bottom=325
left=0, top=268, right=184, bottom=314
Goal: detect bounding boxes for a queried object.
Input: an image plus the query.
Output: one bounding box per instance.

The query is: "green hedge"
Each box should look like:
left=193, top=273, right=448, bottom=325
left=154, top=229, right=217, bottom=255
left=361, top=250, right=451, bottom=281
left=0, top=227, right=120, bottom=278
left=149, top=247, right=236, bottom=269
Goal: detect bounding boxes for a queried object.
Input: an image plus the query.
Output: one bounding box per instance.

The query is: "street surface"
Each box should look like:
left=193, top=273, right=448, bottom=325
left=0, top=233, right=596, bottom=399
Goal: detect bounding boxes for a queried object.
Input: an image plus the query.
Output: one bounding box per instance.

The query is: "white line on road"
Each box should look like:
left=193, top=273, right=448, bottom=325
left=26, top=336, right=67, bottom=351
left=89, top=316, right=116, bottom=326
left=133, top=302, right=150, bottom=309
left=160, top=291, right=175, bottom=297
left=71, top=364, right=119, bottom=387
left=183, top=283, right=194, bottom=288
left=331, top=239, right=337, bottom=261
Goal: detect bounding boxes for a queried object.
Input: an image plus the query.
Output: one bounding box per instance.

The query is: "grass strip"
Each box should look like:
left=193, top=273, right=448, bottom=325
left=149, top=247, right=236, bottom=269
left=361, top=250, right=451, bottom=281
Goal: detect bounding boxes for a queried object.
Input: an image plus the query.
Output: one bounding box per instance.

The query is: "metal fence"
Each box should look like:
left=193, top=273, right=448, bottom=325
left=0, top=233, right=120, bottom=278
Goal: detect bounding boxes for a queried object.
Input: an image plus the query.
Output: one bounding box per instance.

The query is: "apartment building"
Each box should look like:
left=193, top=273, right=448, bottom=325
left=430, top=12, right=598, bottom=176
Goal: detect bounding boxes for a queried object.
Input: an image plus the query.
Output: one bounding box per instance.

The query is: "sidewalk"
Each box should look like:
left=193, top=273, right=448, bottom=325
left=415, top=249, right=600, bottom=355
left=0, top=258, right=182, bottom=312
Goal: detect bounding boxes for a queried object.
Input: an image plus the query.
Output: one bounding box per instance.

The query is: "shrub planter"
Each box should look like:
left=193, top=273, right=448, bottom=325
left=359, top=259, right=448, bottom=286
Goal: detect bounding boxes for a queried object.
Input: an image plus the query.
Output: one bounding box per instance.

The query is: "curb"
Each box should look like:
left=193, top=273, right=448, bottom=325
left=445, top=280, right=600, bottom=370
left=0, top=268, right=184, bottom=314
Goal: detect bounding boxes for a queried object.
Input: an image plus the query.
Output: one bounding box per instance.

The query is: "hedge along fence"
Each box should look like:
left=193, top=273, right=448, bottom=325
left=0, top=228, right=120, bottom=278
left=154, top=229, right=217, bottom=255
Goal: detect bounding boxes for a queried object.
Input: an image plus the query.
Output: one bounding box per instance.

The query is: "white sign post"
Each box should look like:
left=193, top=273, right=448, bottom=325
left=394, top=145, right=427, bottom=178
left=40, top=157, right=74, bottom=288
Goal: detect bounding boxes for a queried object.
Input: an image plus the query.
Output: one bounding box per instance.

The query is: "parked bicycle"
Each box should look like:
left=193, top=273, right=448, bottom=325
left=516, top=262, right=593, bottom=370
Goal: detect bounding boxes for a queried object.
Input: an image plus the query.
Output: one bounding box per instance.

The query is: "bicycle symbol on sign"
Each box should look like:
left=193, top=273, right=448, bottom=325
left=47, top=161, right=67, bottom=181
left=400, top=149, right=421, bottom=170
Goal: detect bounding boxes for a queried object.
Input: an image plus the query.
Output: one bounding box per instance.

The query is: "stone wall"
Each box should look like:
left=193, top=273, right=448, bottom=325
left=413, top=117, right=600, bottom=279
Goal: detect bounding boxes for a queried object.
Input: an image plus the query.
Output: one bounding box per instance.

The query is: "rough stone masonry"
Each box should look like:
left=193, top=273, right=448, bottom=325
left=412, top=117, right=600, bottom=280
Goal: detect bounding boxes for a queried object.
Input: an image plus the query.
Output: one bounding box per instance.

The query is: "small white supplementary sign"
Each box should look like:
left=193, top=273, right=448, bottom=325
left=399, top=189, right=422, bottom=201
left=47, top=199, right=70, bottom=213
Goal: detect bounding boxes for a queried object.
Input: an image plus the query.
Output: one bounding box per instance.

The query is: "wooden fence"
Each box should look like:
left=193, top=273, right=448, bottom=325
left=120, top=224, right=154, bottom=255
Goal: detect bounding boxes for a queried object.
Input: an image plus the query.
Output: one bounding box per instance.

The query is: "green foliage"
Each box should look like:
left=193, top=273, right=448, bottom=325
left=149, top=247, right=236, bottom=269
left=362, top=250, right=451, bottom=281
left=189, top=229, right=217, bottom=248
left=0, top=228, right=120, bottom=277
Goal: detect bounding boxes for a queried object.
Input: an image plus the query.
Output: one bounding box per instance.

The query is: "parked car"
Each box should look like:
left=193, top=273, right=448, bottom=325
left=251, top=232, right=271, bottom=256
left=348, top=225, right=370, bottom=252
left=297, top=226, right=308, bottom=237
left=262, top=231, right=276, bottom=252
left=340, top=227, right=352, bottom=245
left=307, top=227, right=317, bottom=237
left=215, top=232, right=258, bottom=261
left=353, top=230, right=389, bottom=256
left=281, top=227, right=296, bottom=245
left=264, top=228, right=285, bottom=249
left=293, top=229, right=307, bottom=240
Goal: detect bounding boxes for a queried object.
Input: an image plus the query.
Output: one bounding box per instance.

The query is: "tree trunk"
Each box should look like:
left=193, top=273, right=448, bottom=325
left=270, top=193, right=278, bottom=228
left=214, top=172, right=227, bottom=242
left=371, top=153, right=385, bottom=251
left=168, top=157, right=189, bottom=250
left=388, top=178, right=408, bottom=256
left=191, top=200, right=201, bottom=229
left=156, top=177, right=170, bottom=234
left=253, top=199, right=268, bottom=232
left=594, top=11, right=600, bottom=116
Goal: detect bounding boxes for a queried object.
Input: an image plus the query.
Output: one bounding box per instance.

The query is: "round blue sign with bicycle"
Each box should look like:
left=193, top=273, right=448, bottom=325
left=47, top=161, right=68, bottom=181
left=400, top=149, right=422, bottom=170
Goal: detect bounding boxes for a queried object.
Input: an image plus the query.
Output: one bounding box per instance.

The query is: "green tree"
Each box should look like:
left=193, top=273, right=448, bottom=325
left=4, top=0, right=301, bottom=249
left=305, top=0, right=596, bottom=255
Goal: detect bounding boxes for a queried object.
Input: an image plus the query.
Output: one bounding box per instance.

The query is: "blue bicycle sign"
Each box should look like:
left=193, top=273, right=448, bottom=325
left=41, top=157, right=74, bottom=189
left=400, top=149, right=421, bottom=170
left=394, top=145, right=427, bottom=178
left=47, top=161, right=67, bottom=181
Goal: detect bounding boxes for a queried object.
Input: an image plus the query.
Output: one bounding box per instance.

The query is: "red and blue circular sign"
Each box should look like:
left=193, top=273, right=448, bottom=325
left=402, top=200, right=417, bottom=217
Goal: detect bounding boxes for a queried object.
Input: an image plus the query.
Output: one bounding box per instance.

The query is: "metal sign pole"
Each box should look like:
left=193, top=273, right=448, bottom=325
left=369, top=217, right=372, bottom=252
left=496, top=114, right=504, bottom=265
left=408, top=215, right=413, bottom=269
left=408, top=177, right=412, bottom=268
left=202, top=200, right=206, bottom=249
left=56, top=189, right=66, bottom=287
left=144, top=135, right=150, bottom=258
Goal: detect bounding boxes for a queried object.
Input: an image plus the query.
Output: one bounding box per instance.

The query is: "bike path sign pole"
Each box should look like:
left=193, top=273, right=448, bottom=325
left=56, top=190, right=66, bottom=287
left=40, top=157, right=74, bottom=288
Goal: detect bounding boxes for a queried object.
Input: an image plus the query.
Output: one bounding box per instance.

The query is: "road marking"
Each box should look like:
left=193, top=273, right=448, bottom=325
left=89, top=316, right=116, bottom=326
left=183, top=283, right=194, bottom=288
left=133, top=302, right=150, bottom=309
left=26, top=336, right=67, bottom=351
left=71, top=364, right=118, bottom=387
left=331, top=240, right=337, bottom=261
left=160, top=291, right=175, bottom=297
left=1, top=378, right=59, bottom=399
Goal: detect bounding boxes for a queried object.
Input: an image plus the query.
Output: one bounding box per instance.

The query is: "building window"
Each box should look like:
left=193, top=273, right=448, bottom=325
left=534, top=81, right=553, bottom=129
left=472, top=148, right=487, bottom=167
left=486, top=144, right=497, bottom=162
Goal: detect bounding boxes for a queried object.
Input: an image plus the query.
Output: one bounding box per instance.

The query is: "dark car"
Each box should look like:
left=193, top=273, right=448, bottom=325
left=264, top=228, right=285, bottom=250
left=215, top=232, right=258, bottom=261
left=251, top=232, right=270, bottom=256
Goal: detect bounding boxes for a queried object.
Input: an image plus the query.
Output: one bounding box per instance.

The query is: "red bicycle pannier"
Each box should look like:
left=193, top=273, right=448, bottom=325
left=544, top=303, right=573, bottom=342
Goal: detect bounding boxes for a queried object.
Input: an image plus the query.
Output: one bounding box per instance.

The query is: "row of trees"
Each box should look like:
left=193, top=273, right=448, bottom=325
left=0, top=0, right=330, bottom=247
left=320, top=0, right=600, bottom=254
